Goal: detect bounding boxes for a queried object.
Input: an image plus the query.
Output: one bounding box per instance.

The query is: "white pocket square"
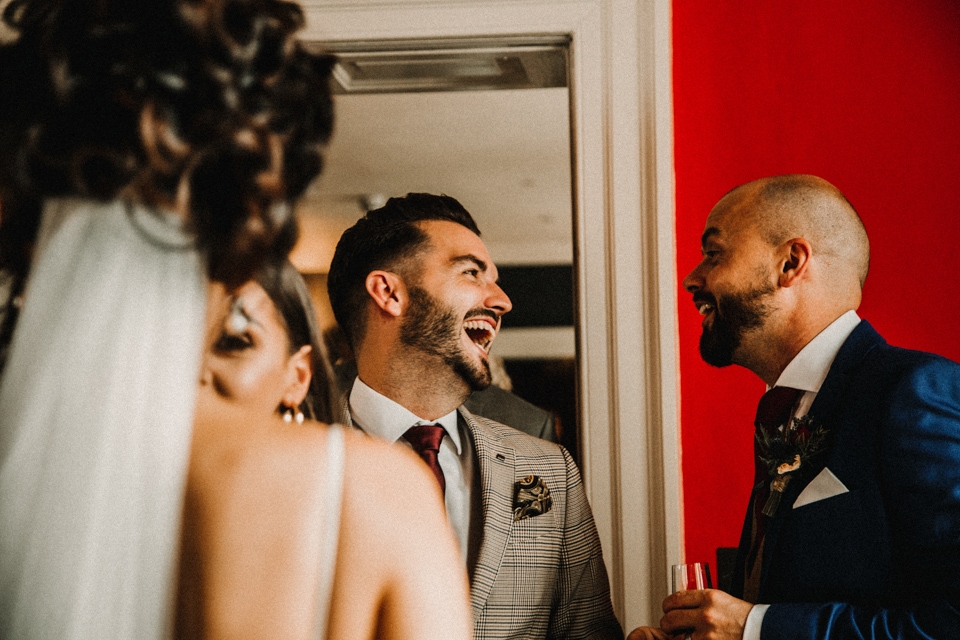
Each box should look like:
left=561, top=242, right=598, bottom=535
left=793, top=467, right=849, bottom=509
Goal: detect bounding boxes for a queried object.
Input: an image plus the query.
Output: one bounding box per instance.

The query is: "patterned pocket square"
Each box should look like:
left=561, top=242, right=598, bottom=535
left=513, top=475, right=552, bottom=521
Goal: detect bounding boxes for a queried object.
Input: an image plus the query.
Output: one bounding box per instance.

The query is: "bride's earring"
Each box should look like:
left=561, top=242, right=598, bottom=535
left=282, top=405, right=305, bottom=424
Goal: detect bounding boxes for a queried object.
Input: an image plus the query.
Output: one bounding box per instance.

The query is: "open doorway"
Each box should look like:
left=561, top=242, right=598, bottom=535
left=292, top=36, right=579, bottom=457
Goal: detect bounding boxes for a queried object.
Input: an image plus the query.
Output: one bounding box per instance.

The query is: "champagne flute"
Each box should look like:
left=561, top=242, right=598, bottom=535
left=669, top=563, right=712, bottom=640
left=671, top=562, right=712, bottom=592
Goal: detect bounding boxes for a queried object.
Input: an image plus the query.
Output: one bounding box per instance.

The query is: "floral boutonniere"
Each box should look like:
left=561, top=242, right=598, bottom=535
left=756, top=414, right=829, bottom=517
left=513, top=475, right=552, bottom=521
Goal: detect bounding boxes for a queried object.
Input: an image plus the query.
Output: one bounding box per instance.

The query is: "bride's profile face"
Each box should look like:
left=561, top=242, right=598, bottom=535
left=196, top=281, right=311, bottom=421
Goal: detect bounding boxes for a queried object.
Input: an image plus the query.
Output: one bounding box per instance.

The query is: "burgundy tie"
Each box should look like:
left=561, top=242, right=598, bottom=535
left=403, top=424, right=446, bottom=495
left=755, top=386, right=804, bottom=430
left=743, top=386, right=804, bottom=602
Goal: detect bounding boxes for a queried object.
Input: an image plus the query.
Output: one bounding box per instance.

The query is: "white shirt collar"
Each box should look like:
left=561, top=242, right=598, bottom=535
left=348, top=376, right=463, bottom=454
left=774, top=310, right=861, bottom=393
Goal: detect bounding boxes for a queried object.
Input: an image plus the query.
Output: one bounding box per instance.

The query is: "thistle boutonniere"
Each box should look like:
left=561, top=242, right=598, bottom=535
left=756, top=414, right=829, bottom=517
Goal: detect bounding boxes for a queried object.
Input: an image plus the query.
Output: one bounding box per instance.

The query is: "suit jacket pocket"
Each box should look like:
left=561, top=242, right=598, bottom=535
left=768, top=487, right=893, bottom=605
left=508, top=510, right=558, bottom=542
left=485, top=514, right=562, bottom=618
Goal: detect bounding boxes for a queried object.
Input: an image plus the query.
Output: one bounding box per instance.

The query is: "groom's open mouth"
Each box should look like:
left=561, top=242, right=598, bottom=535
left=693, top=293, right=717, bottom=325
left=463, top=314, right=499, bottom=354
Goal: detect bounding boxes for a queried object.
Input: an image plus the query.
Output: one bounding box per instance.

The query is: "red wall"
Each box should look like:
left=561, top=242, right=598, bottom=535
left=672, top=0, right=960, bottom=567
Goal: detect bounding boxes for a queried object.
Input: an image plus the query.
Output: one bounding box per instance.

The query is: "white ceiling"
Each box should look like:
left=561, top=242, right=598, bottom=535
left=291, top=86, right=573, bottom=273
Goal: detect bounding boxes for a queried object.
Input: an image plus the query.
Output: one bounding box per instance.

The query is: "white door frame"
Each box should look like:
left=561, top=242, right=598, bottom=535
left=300, top=0, right=681, bottom=628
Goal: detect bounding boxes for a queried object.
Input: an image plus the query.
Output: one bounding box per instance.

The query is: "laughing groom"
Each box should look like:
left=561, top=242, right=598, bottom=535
left=631, top=175, right=960, bottom=640
left=327, top=193, right=622, bottom=640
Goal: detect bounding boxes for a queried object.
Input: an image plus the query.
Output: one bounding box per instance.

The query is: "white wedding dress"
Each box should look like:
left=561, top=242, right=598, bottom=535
left=0, top=198, right=207, bottom=639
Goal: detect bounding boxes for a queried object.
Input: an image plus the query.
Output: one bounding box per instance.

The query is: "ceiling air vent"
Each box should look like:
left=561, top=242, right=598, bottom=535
left=305, top=36, right=569, bottom=94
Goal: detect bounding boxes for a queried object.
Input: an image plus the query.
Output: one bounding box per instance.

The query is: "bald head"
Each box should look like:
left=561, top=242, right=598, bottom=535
left=684, top=175, right=869, bottom=382
left=719, top=175, right=870, bottom=290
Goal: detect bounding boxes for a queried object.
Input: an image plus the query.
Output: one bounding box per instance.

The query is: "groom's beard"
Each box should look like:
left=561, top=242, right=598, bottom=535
left=400, top=285, right=493, bottom=391
left=698, top=281, right=776, bottom=368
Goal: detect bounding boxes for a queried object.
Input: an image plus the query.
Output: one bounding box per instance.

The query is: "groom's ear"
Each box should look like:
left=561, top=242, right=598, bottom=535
left=365, top=270, right=407, bottom=318
left=778, top=237, right=812, bottom=287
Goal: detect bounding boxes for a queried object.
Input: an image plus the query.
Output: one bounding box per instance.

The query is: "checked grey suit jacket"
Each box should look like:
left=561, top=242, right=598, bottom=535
left=459, top=408, right=622, bottom=640
left=346, top=402, right=622, bottom=639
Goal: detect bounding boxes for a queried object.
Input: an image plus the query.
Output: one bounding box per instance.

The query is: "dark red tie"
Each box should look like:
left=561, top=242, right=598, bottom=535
left=743, top=386, right=804, bottom=602
left=755, top=386, right=804, bottom=430
left=403, top=424, right=446, bottom=495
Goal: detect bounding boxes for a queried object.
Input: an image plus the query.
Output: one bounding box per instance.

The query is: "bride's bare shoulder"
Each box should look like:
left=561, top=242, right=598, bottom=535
left=337, top=427, right=445, bottom=517
left=327, top=428, right=472, bottom=640
left=189, top=415, right=446, bottom=545
left=339, top=427, right=429, bottom=473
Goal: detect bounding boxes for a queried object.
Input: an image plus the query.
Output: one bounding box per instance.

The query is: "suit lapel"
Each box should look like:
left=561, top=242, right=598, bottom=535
left=806, top=320, right=884, bottom=421
left=345, top=402, right=516, bottom=617
left=757, top=321, right=885, bottom=598
left=460, top=408, right=516, bottom=619
left=339, top=394, right=354, bottom=428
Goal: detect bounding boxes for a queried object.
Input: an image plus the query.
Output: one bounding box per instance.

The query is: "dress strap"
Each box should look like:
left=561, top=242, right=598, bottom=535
left=312, top=424, right=346, bottom=639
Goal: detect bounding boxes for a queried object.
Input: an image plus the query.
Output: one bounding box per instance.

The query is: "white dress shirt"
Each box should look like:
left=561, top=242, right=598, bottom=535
left=742, top=310, right=861, bottom=639
left=348, top=377, right=475, bottom=562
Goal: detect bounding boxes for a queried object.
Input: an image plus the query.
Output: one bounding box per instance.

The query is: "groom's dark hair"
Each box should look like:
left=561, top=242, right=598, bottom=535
left=326, top=193, right=480, bottom=351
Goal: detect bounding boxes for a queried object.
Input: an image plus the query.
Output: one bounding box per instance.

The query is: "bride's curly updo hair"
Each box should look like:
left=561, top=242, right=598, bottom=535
left=0, top=0, right=335, bottom=287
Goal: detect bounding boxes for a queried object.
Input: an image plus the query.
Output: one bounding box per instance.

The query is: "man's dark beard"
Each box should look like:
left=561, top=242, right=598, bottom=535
left=400, top=286, right=492, bottom=390
left=699, top=281, right=776, bottom=367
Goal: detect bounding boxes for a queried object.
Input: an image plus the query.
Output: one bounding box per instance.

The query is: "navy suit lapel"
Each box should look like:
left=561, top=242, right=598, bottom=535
left=806, top=321, right=885, bottom=422
left=731, top=491, right=754, bottom=598
left=755, top=320, right=886, bottom=600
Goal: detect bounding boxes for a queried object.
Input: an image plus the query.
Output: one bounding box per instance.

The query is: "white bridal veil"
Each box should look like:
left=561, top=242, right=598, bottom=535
left=0, top=198, right=206, bottom=639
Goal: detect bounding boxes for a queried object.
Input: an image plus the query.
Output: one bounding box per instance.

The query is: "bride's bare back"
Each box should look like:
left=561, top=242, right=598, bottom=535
left=328, top=430, right=471, bottom=640
left=180, top=409, right=471, bottom=640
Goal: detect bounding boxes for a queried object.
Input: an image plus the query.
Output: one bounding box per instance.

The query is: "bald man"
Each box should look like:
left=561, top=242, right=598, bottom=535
left=631, top=175, right=960, bottom=640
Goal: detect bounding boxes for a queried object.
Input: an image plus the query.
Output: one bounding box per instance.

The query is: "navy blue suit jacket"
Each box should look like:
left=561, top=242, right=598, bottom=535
left=730, top=321, right=960, bottom=639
